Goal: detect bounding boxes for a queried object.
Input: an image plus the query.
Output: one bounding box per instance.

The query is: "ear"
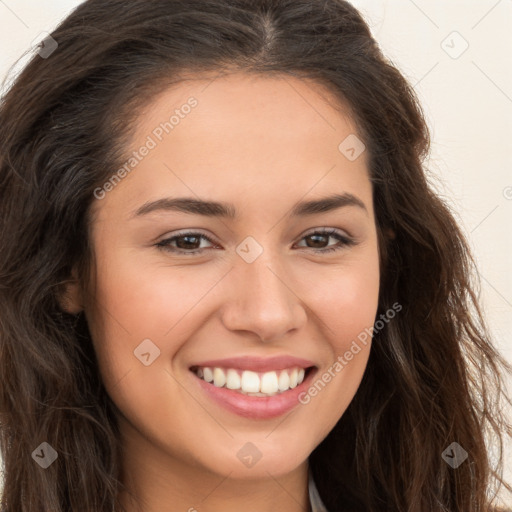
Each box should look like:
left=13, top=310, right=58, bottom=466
left=57, top=266, right=84, bottom=314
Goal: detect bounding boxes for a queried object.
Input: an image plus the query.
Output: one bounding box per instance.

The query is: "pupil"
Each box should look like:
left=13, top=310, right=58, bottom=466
left=309, top=234, right=326, bottom=248
left=178, top=235, right=199, bottom=249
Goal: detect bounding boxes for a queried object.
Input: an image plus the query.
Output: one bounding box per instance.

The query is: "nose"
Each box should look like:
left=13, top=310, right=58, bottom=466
left=220, top=251, right=307, bottom=343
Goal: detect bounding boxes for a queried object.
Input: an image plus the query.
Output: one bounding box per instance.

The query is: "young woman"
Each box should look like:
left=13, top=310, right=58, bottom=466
left=0, top=1, right=511, bottom=511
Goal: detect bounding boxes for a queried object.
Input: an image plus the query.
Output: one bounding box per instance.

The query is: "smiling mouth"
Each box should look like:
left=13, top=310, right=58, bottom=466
left=189, top=365, right=316, bottom=397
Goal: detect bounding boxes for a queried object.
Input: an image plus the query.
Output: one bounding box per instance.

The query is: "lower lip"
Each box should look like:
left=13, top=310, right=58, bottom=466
left=191, top=367, right=318, bottom=419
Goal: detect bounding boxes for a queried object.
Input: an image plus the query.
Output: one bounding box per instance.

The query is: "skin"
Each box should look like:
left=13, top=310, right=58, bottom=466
left=62, top=72, right=380, bottom=512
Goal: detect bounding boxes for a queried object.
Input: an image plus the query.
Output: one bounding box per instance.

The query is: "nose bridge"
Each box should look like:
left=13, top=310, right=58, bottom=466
left=221, top=240, right=306, bottom=342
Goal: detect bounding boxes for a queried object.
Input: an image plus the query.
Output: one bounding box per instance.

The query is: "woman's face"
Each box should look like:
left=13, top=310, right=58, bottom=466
left=79, top=72, right=380, bottom=481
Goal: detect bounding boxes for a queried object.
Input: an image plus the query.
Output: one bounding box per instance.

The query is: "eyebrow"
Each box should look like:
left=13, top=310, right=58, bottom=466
left=131, top=192, right=368, bottom=219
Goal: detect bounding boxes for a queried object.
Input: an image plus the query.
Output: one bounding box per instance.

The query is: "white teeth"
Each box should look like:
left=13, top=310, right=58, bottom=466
left=278, top=370, right=290, bottom=391
left=203, top=367, right=213, bottom=383
left=260, top=371, right=279, bottom=394
left=213, top=367, right=226, bottom=387
left=241, top=370, right=260, bottom=393
left=289, top=368, right=298, bottom=388
left=225, top=368, right=241, bottom=390
left=194, top=365, right=310, bottom=395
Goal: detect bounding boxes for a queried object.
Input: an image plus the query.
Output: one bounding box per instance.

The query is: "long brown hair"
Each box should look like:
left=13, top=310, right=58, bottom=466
left=1, top=1, right=511, bottom=510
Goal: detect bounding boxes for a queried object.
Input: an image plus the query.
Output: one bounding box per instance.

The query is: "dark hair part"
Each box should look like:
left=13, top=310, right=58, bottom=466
left=1, top=0, right=511, bottom=510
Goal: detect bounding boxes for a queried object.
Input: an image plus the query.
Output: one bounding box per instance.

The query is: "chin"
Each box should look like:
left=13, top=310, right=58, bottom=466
left=195, top=438, right=310, bottom=480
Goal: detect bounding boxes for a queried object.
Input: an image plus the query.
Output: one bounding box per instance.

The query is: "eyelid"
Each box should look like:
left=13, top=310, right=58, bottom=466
left=157, top=226, right=352, bottom=243
left=156, top=229, right=218, bottom=248
left=155, top=227, right=358, bottom=255
left=301, top=226, right=352, bottom=239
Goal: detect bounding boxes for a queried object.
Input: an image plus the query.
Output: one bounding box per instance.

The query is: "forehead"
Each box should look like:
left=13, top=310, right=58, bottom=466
left=91, top=72, right=372, bottom=222
left=134, top=71, right=359, bottom=152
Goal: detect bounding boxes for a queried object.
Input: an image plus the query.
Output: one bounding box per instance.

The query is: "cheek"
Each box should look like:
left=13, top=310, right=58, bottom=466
left=85, top=249, right=227, bottom=389
left=320, top=266, right=379, bottom=349
left=296, top=244, right=380, bottom=349
left=291, top=247, right=379, bottom=423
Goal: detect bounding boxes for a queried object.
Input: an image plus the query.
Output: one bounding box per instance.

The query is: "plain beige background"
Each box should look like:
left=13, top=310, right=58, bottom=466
left=0, top=0, right=511, bottom=507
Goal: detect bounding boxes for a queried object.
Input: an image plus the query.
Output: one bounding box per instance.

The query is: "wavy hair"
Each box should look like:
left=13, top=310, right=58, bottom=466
left=0, top=0, right=511, bottom=510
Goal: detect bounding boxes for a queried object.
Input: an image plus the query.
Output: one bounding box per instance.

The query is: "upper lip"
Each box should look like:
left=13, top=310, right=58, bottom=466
left=189, top=355, right=316, bottom=373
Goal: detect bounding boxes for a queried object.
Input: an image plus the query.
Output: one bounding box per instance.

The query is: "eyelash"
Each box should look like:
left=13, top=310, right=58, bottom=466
left=155, top=229, right=356, bottom=255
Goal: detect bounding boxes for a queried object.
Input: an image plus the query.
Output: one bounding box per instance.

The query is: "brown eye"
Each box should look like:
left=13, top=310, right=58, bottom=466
left=155, top=229, right=356, bottom=256
left=156, top=232, right=217, bottom=254
left=295, top=229, right=356, bottom=253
